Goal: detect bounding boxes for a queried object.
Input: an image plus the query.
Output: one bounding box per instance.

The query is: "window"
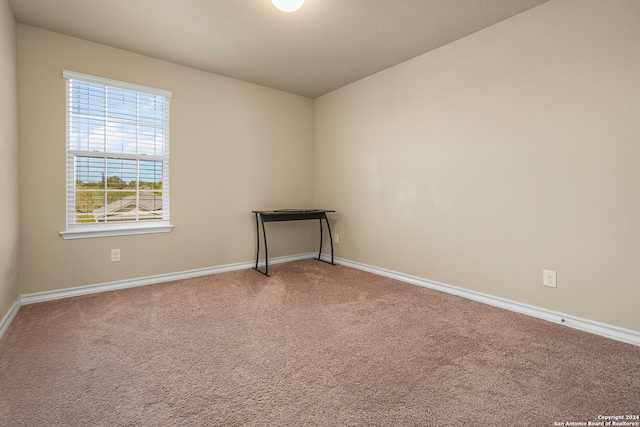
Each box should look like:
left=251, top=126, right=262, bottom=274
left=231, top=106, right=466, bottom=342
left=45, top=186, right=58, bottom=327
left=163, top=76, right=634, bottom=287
left=60, top=71, right=174, bottom=239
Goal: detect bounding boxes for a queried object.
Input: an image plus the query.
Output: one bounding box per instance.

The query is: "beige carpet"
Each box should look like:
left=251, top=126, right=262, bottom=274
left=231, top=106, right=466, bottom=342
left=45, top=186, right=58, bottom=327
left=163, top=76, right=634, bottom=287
left=1, top=259, right=639, bottom=426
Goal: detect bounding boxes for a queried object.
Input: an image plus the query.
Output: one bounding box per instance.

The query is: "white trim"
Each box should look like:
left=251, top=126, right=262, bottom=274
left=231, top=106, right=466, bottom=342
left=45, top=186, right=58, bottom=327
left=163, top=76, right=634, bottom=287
left=9, top=253, right=639, bottom=348
left=62, top=70, right=173, bottom=98
left=20, top=253, right=316, bottom=305
left=60, top=222, right=174, bottom=240
left=0, top=298, right=21, bottom=341
left=325, top=255, right=640, bottom=348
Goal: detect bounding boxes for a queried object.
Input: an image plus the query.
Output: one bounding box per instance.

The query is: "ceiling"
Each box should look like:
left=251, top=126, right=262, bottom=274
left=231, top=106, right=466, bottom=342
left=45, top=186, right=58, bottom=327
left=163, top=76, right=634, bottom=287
left=8, top=0, right=550, bottom=98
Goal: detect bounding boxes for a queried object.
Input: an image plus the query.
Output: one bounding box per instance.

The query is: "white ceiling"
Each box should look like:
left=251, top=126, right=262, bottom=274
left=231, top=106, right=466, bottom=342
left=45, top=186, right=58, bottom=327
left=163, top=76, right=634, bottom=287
left=8, top=0, right=550, bottom=98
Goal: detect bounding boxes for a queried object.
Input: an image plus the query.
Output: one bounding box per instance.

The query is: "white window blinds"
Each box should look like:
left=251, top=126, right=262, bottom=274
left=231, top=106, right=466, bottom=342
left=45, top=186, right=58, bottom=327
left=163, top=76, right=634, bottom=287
left=62, top=71, right=173, bottom=239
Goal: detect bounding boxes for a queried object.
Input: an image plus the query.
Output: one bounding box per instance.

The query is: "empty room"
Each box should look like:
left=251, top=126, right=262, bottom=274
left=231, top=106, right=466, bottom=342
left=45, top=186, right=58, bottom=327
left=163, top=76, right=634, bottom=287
left=1, top=0, right=639, bottom=425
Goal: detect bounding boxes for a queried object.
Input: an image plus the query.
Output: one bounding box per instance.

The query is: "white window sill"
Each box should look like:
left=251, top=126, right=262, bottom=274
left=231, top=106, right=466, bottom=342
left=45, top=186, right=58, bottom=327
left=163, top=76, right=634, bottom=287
left=60, top=223, right=174, bottom=240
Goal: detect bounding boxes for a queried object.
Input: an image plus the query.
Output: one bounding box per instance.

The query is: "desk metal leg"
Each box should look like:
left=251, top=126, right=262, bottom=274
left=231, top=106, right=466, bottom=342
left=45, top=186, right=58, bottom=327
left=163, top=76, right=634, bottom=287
left=326, top=217, right=334, bottom=265
left=253, top=213, right=270, bottom=276
left=254, top=213, right=259, bottom=270
left=317, top=218, right=323, bottom=260
left=315, top=214, right=335, bottom=266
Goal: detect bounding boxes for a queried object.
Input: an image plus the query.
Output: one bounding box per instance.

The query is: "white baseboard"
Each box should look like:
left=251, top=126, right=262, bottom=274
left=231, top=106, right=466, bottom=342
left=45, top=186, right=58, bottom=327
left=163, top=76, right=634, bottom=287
left=7, top=253, right=639, bottom=348
left=0, top=298, right=21, bottom=341
left=20, top=253, right=315, bottom=305
left=329, top=256, right=640, bottom=348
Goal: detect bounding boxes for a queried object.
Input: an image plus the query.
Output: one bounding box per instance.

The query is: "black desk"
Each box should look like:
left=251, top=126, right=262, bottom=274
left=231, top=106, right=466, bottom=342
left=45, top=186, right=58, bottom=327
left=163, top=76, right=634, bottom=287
left=252, top=209, right=335, bottom=276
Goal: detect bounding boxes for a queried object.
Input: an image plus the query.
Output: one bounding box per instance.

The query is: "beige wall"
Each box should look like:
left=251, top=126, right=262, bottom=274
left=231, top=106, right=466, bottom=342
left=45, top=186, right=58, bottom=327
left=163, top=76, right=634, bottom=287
left=17, top=25, right=315, bottom=294
left=0, top=0, right=19, bottom=324
left=315, top=0, right=640, bottom=332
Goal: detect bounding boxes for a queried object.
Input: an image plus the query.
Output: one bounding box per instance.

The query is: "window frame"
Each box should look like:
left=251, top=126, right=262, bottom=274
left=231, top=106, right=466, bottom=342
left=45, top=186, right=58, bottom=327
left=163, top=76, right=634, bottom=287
left=60, top=70, right=174, bottom=240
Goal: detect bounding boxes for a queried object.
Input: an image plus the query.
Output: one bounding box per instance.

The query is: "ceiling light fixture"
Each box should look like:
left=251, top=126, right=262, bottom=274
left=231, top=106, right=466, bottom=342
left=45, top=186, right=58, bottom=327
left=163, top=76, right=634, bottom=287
left=271, top=0, right=304, bottom=13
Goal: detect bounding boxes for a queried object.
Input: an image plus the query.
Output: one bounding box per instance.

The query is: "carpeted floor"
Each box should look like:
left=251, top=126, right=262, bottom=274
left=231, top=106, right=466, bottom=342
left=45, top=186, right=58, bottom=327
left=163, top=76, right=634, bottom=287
left=1, top=259, right=639, bottom=426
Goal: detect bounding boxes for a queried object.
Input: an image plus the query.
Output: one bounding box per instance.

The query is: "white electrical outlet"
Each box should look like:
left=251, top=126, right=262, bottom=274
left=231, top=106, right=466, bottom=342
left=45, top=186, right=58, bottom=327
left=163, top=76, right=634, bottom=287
left=543, top=270, right=556, bottom=288
left=111, top=249, right=121, bottom=263
left=334, top=233, right=340, bottom=243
